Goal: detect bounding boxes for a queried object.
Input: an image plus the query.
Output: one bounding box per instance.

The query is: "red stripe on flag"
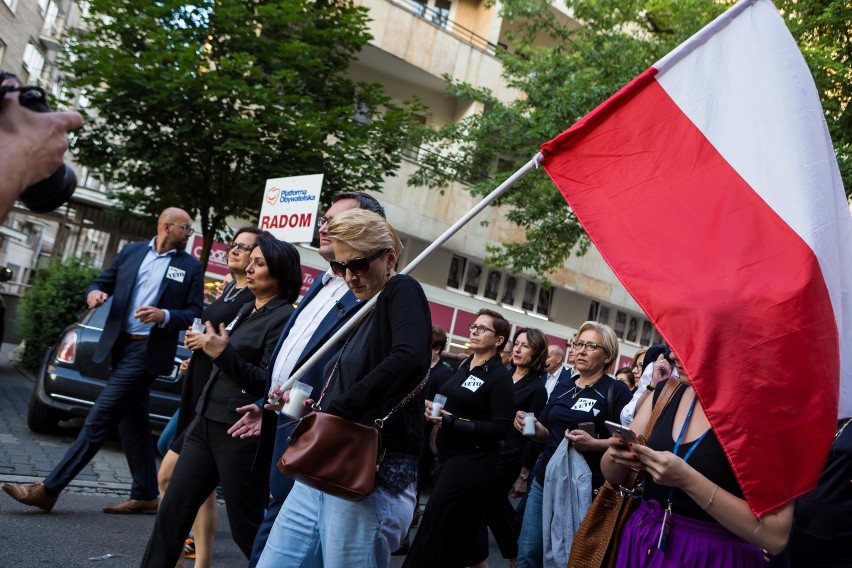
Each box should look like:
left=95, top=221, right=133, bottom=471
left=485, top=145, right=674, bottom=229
left=541, top=77, right=838, bottom=516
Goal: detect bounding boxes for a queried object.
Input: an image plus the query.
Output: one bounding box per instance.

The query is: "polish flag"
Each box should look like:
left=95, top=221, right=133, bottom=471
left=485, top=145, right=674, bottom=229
left=540, top=0, right=852, bottom=516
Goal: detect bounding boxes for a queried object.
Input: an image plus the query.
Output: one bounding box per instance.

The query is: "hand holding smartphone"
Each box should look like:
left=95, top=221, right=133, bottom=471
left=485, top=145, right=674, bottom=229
left=604, top=420, right=639, bottom=444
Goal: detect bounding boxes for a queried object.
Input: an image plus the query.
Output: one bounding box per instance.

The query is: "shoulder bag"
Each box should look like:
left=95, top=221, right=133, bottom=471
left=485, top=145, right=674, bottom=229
left=278, top=332, right=429, bottom=501
left=567, top=379, right=681, bottom=568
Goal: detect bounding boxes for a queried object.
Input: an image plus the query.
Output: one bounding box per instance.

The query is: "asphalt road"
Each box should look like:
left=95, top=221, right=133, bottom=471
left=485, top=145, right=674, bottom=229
left=0, top=342, right=509, bottom=567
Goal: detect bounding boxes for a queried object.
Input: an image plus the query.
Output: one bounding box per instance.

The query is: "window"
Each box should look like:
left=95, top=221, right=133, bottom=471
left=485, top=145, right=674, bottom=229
left=463, top=262, right=482, bottom=294
left=22, top=43, right=45, bottom=82
left=536, top=286, right=552, bottom=316
left=626, top=316, right=639, bottom=343
left=521, top=281, right=537, bottom=311
left=597, top=305, right=610, bottom=325
left=484, top=270, right=501, bottom=300
left=614, top=311, right=627, bottom=338
left=501, top=276, right=517, bottom=305
left=398, top=0, right=452, bottom=29
left=588, top=301, right=600, bottom=321
left=446, top=255, right=466, bottom=289
left=641, top=321, right=653, bottom=346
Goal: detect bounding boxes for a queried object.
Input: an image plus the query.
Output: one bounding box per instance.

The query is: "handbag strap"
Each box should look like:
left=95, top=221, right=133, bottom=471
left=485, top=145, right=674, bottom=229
left=375, top=368, right=431, bottom=429
left=312, top=311, right=431, bottom=428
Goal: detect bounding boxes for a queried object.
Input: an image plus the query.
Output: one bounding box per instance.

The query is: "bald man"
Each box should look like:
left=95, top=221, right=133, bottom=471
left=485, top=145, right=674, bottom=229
left=2, top=208, right=204, bottom=514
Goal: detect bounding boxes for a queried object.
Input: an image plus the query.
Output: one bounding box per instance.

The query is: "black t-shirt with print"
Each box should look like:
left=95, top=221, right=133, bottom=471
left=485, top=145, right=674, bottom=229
left=532, top=375, right=632, bottom=488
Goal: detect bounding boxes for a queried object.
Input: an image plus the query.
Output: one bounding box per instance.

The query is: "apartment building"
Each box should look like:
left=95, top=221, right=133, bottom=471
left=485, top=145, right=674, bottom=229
left=0, top=0, right=661, bottom=365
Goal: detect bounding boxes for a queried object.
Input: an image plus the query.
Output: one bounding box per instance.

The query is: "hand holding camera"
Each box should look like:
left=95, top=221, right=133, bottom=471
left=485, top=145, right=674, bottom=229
left=0, top=70, right=83, bottom=218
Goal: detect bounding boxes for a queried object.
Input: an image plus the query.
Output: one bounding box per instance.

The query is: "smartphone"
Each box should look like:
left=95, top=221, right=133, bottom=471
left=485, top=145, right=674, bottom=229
left=604, top=420, right=639, bottom=444
left=577, top=422, right=596, bottom=436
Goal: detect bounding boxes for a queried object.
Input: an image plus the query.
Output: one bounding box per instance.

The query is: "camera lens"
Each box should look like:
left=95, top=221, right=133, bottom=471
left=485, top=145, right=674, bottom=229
left=19, top=165, right=77, bottom=213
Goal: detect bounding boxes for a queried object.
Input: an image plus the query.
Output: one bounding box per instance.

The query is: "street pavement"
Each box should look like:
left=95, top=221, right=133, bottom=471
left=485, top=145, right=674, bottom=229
left=0, top=342, right=508, bottom=567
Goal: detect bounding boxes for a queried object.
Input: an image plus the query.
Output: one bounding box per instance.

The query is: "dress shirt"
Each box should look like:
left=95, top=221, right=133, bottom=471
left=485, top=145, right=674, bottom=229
left=125, top=237, right=177, bottom=335
left=545, top=369, right=561, bottom=397
left=269, top=269, right=348, bottom=389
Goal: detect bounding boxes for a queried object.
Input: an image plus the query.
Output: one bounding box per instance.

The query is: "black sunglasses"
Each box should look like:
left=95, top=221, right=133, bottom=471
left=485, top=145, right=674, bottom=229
left=329, top=249, right=388, bottom=277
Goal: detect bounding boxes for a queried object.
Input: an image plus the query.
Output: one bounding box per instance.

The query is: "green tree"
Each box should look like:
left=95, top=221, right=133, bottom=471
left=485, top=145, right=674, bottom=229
left=63, top=0, right=423, bottom=267
left=18, top=258, right=99, bottom=371
left=413, top=0, right=849, bottom=277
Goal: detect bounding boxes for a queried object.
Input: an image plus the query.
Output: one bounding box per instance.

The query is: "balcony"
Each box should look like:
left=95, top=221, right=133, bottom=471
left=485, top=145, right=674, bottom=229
left=355, top=0, right=519, bottom=103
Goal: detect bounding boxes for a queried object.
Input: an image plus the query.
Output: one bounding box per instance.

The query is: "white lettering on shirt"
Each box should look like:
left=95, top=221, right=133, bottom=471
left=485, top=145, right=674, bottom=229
left=571, top=397, right=597, bottom=413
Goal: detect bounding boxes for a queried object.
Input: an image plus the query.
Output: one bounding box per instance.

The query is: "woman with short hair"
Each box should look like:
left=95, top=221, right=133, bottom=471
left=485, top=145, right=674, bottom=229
left=257, top=209, right=432, bottom=568
left=403, top=308, right=515, bottom=567
left=516, top=321, right=632, bottom=568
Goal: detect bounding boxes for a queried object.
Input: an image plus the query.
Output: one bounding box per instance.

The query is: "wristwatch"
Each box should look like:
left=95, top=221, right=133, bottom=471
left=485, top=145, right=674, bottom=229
left=519, top=473, right=529, bottom=481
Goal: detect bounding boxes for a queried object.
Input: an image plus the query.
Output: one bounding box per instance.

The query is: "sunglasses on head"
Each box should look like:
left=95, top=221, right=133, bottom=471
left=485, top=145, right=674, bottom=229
left=329, top=249, right=389, bottom=277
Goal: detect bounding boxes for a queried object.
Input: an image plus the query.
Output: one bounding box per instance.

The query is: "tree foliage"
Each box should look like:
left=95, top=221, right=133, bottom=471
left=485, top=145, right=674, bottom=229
left=412, top=0, right=849, bottom=278
left=18, top=257, right=99, bottom=371
left=63, top=0, right=423, bottom=266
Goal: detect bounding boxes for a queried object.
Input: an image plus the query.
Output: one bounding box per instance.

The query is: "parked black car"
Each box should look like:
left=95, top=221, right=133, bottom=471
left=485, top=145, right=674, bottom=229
left=27, top=298, right=190, bottom=434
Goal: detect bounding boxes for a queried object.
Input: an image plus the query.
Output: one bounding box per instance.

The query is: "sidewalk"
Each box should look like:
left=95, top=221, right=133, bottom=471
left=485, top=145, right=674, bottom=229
left=0, top=342, right=134, bottom=494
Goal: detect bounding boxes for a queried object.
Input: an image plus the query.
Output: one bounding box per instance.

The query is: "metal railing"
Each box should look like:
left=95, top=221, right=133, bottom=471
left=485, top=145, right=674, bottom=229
left=388, top=0, right=504, bottom=55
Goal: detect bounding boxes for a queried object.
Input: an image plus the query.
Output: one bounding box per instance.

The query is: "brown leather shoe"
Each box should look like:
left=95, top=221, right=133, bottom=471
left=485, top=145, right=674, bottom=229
left=102, top=498, right=158, bottom=514
left=1, top=482, right=58, bottom=512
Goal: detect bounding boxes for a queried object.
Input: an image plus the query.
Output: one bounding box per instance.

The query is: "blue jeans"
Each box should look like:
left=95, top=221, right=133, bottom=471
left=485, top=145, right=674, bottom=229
left=157, top=409, right=180, bottom=457
left=517, top=479, right=545, bottom=568
left=249, top=417, right=298, bottom=567
left=256, top=480, right=416, bottom=568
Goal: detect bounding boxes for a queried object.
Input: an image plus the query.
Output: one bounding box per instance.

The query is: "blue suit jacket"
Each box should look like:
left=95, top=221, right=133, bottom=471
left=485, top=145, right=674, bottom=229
left=86, top=240, right=204, bottom=376
left=259, top=273, right=365, bottom=450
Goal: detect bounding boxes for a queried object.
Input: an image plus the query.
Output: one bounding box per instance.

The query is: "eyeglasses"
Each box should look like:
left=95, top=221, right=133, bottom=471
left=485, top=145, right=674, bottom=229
left=329, top=249, right=388, bottom=277
left=469, top=324, right=496, bottom=335
left=571, top=340, right=604, bottom=353
left=168, top=223, right=194, bottom=235
left=317, top=216, right=332, bottom=227
left=227, top=242, right=254, bottom=253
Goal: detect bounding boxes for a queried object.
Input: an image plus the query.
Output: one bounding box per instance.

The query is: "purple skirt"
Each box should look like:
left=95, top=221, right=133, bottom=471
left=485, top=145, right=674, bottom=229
left=615, top=499, right=764, bottom=568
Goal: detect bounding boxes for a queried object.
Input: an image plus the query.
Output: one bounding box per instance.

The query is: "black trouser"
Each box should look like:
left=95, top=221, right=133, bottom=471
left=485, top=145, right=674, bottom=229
left=479, top=461, right=522, bottom=559
left=403, top=449, right=498, bottom=568
left=141, top=416, right=269, bottom=567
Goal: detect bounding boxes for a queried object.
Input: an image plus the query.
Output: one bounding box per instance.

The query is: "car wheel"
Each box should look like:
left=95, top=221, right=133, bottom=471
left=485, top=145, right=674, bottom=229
left=27, top=390, right=61, bottom=433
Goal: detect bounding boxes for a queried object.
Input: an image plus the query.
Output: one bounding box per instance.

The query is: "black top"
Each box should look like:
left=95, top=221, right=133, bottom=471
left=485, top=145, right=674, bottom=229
left=171, top=283, right=254, bottom=452
left=794, top=417, right=852, bottom=538
left=532, top=375, right=631, bottom=488
left=643, top=385, right=745, bottom=522
left=501, top=367, right=548, bottom=471
left=197, top=297, right=294, bottom=425
left=434, top=353, right=514, bottom=456
left=324, top=274, right=432, bottom=457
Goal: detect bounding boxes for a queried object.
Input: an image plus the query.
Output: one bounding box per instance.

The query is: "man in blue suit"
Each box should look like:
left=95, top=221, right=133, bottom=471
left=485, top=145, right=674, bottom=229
left=1, top=207, right=204, bottom=513
left=228, top=192, right=384, bottom=566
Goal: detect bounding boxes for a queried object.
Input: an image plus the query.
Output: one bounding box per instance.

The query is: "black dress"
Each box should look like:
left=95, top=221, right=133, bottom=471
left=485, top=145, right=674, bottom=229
left=170, top=282, right=253, bottom=453
left=403, top=353, right=514, bottom=567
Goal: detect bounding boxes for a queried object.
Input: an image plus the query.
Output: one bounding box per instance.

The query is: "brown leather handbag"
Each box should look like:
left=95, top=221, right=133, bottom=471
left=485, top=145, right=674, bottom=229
left=567, top=380, right=680, bottom=568
left=278, top=341, right=429, bottom=501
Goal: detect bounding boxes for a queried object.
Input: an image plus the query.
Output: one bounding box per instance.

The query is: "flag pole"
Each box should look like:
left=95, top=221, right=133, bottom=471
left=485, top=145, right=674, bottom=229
left=275, top=152, right=544, bottom=396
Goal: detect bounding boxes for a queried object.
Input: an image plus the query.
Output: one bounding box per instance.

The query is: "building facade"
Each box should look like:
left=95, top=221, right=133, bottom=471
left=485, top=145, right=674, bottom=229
left=1, top=0, right=662, bottom=366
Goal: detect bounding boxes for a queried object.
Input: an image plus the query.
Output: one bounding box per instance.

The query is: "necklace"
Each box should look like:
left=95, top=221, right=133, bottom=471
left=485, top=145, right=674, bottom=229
left=570, top=376, right=602, bottom=398
left=222, top=282, right=247, bottom=303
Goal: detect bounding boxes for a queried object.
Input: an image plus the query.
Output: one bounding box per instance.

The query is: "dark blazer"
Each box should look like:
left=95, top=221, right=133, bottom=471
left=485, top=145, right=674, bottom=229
left=198, top=298, right=294, bottom=426
left=86, top=240, right=204, bottom=376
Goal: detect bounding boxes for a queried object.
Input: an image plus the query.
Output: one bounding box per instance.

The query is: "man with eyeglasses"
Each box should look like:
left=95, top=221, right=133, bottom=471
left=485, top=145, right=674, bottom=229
left=228, top=192, right=386, bottom=567
left=2, top=207, right=204, bottom=514
left=544, top=345, right=573, bottom=398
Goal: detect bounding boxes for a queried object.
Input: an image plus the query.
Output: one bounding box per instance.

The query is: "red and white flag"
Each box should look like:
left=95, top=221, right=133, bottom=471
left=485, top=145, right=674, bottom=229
left=540, top=0, right=852, bottom=516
